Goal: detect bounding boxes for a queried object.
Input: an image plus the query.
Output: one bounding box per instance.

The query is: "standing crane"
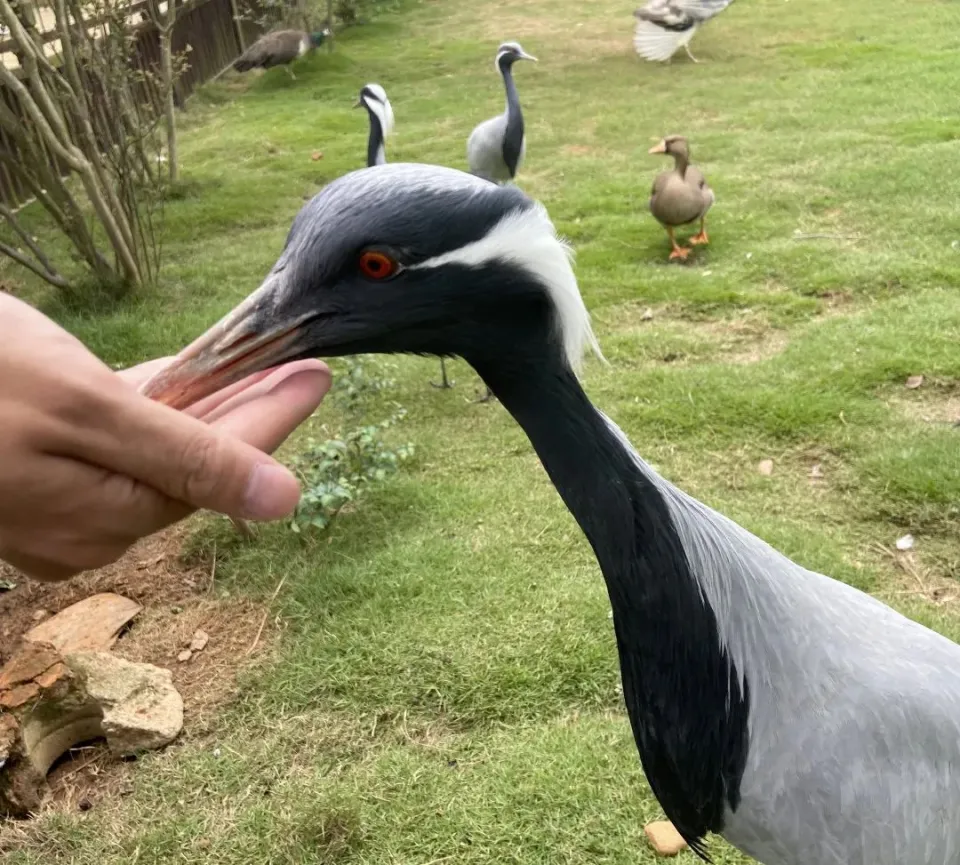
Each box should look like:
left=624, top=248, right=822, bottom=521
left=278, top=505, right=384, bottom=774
left=355, top=83, right=394, bottom=168
left=462, top=41, right=537, bottom=401
left=143, top=163, right=960, bottom=865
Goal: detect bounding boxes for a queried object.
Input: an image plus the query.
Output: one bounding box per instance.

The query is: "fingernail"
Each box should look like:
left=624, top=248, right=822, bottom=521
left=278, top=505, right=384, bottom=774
left=243, top=463, right=300, bottom=520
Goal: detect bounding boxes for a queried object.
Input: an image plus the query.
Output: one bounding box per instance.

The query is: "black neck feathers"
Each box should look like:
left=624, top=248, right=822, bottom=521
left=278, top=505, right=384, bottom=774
left=476, top=347, right=751, bottom=860
left=365, top=109, right=385, bottom=167
left=500, top=65, right=524, bottom=178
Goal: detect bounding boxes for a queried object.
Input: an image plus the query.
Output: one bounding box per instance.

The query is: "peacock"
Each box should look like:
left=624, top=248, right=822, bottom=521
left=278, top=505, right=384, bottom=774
left=233, top=28, right=330, bottom=80
left=633, top=0, right=734, bottom=64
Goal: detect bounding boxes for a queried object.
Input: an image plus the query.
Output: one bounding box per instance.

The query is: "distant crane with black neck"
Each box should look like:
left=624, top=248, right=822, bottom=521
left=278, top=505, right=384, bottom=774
left=355, top=83, right=394, bottom=168
left=458, top=40, right=537, bottom=400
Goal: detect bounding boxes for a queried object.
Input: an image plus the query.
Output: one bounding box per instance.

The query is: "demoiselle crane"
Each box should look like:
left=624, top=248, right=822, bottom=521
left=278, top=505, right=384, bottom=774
left=462, top=40, right=537, bottom=400
left=355, top=83, right=394, bottom=168
left=233, top=28, right=330, bottom=80
left=352, top=82, right=448, bottom=391
left=142, top=163, right=960, bottom=865
left=633, top=0, right=734, bottom=64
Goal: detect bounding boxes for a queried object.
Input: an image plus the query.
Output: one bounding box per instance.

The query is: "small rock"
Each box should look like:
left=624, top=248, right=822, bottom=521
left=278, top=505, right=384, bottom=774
left=310, top=151, right=323, bottom=161
left=177, top=649, right=193, bottom=663
left=645, top=821, right=688, bottom=856
left=905, top=375, right=924, bottom=390
left=895, top=534, right=915, bottom=551
left=188, top=629, right=209, bottom=653
left=67, top=652, right=183, bottom=758
left=32, top=610, right=48, bottom=622
left=640, top=307, right=654, bottom=321
left=758, top=459, right=774, bottom=476
left=809, top=463, right=824, bottom=479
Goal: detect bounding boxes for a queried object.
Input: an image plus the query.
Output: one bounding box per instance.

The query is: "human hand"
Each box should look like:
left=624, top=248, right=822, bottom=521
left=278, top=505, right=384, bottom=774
left=0, top=293, right=331, bottom=582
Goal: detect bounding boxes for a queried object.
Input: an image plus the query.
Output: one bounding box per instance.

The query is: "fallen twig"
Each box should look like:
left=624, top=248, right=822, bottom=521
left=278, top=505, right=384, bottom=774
left=791, top=233, right=858, bottom=241
left=245, top=574, right=287, bottom=656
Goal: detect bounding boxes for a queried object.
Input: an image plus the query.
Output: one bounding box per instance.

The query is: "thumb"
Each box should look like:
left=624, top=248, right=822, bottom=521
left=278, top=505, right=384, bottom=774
left=73, top=383, right=305, bottom=521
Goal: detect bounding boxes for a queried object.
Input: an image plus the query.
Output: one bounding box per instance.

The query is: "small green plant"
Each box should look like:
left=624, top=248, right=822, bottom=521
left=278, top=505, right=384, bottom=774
left=289, top=407, right=415, bottom=533
left=287, top=358, right=413, bottom=534
left=331, top=355, right=399, bottom=416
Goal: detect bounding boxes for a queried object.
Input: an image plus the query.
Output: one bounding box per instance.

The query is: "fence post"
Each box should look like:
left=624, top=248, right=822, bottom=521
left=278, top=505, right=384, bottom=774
left=229, top=0, right=245, bottom=51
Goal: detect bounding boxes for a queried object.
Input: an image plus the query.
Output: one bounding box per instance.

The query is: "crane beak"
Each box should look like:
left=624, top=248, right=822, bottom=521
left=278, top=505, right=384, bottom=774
left=139, top=276, right=313, bottom=411
left=648, top=140, right=667, bottom=154
left=520, top=51, right=538, bottom=62
left=352, top=98, right=362, bottom=108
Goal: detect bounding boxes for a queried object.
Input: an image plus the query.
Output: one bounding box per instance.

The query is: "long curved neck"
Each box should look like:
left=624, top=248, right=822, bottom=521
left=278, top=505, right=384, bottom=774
left=366, top=110, right=386, bottom=167
left=475, top=352, right=749, bottom=852
left=499, top=60, right=524, bottom=176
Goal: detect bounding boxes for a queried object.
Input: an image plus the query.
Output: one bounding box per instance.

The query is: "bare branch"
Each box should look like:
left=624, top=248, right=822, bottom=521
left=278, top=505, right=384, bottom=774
left=0, top=237, right=70, bottom=289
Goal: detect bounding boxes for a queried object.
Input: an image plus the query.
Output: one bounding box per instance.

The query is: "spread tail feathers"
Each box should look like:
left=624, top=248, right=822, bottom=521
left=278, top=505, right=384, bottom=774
left=633, top=18, right=696, bottom=61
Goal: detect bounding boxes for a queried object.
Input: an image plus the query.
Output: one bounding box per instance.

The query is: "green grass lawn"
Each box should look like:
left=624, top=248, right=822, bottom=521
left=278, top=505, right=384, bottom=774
left=3, top=0, right=960, bottom=860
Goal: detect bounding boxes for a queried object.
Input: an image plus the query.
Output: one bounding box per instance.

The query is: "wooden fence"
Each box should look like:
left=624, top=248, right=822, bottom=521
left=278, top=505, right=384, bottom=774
left=0, top=0, right=276, bottom=208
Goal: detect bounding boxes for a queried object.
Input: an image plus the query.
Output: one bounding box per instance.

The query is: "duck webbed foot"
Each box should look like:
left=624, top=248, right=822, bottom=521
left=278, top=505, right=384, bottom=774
left=666, top=227, right=692, bottom=261
left=689, top=218, right=709, bottom=246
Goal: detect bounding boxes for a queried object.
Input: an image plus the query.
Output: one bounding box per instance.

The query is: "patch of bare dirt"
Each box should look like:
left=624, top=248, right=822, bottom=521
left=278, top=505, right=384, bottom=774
left=0, top=520, right=206, bottom=665
left=600, top=302, right=791, bottom=365
left=887, top=383, right=960, bottom=427
left=694, top=317, right=791, bottom=364
left=0, top=519, right=280, bottom=818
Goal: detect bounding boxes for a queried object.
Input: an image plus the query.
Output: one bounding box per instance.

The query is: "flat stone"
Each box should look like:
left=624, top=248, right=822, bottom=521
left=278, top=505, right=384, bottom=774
left=0, top=641, right=61, bottom=690
left=644, top=821, right=688, bottom=857
left=24, top=593, right=142, bottom=654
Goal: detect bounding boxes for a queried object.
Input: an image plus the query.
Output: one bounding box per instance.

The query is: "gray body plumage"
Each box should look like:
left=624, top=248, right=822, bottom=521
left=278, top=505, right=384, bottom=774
left=468, top=114, right=525, bottom=184
left=607, top=416, right=960, bottom=865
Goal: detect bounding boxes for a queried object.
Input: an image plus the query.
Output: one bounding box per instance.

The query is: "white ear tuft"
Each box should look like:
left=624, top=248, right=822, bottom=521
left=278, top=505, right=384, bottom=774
left=411, top=202, right=606, bottom=375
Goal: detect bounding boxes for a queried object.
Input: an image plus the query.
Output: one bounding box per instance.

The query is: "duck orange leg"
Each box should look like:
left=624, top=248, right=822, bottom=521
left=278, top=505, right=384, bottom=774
left=689, top=217, right=709, bottom=246
left=668, top=227, right=691, bottom=261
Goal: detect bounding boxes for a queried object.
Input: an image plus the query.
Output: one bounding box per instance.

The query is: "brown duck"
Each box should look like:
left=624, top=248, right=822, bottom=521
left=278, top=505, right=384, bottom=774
left=648, top=135, right=714, bottom=261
